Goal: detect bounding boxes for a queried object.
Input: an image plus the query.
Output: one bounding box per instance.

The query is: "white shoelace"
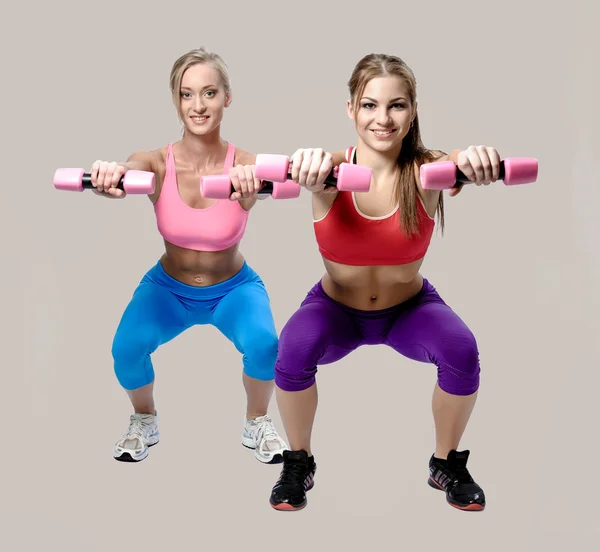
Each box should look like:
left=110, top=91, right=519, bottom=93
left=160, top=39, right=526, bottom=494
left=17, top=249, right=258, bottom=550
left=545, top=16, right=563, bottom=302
left=122, top=414, right=155, bottom=443
left=249, top=415, right=284, bottom=451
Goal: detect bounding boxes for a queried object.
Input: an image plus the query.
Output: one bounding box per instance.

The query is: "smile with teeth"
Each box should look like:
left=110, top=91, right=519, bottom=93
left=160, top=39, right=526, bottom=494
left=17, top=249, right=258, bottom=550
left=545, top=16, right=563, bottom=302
left=191, top=115, right=209, bottom=123
left=372, top=129, right=395, bottom=136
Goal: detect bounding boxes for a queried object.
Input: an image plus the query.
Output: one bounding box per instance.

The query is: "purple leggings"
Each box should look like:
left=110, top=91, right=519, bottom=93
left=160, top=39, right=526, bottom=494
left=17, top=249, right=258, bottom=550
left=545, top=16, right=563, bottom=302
left=275, top=278, right=480, bottom=396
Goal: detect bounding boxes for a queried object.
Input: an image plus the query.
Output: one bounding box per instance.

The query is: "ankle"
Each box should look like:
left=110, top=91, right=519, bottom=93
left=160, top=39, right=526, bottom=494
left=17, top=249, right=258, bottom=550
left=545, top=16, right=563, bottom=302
left=434, top=447, right=455, bottom=460
left=290, top=446, right=312, bottom=457
left=246, top=411, right=267, bottom=421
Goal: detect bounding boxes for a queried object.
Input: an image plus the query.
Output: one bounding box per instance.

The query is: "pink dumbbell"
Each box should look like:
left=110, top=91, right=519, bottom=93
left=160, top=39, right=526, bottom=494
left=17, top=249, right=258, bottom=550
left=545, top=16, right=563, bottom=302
left=254, top=154, right=372, bottom=192
left=420, top=157, right=538, bottom=190
left=53, top=168, right=156, bottom=194
left=200, top=174, right=301, bottom=200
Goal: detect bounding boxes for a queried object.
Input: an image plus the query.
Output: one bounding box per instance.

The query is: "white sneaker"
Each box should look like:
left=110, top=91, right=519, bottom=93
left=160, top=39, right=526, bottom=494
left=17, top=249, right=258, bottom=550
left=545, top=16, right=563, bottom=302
left=113, top=412, right=160, bottom=462
left=242, top=414, right=288, bottom=464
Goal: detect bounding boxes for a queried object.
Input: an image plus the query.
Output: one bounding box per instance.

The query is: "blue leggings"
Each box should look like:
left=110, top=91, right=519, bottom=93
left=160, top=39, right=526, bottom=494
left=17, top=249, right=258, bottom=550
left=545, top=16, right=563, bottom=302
left=111, top=260, right=279, bottom=390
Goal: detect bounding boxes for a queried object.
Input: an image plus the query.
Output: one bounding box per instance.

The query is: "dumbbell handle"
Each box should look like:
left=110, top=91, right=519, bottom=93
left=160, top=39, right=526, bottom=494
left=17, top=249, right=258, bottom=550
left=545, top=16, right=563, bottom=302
left=227, top=180, right=279, bottom=195
left=78, top=173, right=126, bottom=190
left=450, top=161, right=510, bottom=186
left=283, top=168, right=340, bottom=188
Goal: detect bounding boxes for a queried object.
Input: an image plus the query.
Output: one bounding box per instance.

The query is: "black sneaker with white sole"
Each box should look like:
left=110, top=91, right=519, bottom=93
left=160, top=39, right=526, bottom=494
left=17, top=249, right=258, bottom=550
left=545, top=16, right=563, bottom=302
left=269, top=450, right=316, bottom=511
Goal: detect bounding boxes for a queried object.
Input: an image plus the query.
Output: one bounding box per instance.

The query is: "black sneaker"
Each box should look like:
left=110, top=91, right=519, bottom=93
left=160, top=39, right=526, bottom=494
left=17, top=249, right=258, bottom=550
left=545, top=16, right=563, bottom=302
left=269, top=450, right=316, bottom=511
left=428, top=449, right=485, bottom=511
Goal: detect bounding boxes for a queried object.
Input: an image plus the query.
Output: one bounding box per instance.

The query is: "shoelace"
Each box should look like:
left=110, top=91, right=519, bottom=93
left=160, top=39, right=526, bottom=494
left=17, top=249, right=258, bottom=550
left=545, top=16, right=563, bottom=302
left=250, top=416, right=279, bottom=442
left=278, top=461, right=308, bottom=487
left=124, top=415, right=153, bottom=440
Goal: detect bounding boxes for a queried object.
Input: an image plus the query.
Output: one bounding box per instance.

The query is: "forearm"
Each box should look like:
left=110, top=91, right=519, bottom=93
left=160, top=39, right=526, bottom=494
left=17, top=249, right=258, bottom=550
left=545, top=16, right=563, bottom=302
left=447, top=149, right=461, bottom=163
left=330, top=150, right=347, bottom=166
left=434, top=149, right=461, bottom=163
left=124, top=159, right=154, bottom=172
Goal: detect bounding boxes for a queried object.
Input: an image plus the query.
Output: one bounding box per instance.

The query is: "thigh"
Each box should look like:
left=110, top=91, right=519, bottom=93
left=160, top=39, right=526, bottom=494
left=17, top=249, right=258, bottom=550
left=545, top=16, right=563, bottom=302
left=113, top=280, right=191, bottom=351
left=278, top=294, right=363, bottom=367
left=274, top=293, right=363, bottom=392
left=385, top=287, right=478, bottom=364
left=211, top=277, right=278, bottom=349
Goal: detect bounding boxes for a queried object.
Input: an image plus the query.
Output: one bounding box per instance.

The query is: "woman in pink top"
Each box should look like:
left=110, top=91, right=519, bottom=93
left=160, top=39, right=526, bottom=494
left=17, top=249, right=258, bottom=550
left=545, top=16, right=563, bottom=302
left=89, top=47, right=288, bottom=464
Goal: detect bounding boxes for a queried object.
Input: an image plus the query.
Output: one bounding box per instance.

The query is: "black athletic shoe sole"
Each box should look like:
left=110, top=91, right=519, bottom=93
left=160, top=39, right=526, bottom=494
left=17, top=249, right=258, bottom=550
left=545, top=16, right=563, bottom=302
left=269, top=480, right=315, bottom=511
left=428, top=477, right=485, bottom=511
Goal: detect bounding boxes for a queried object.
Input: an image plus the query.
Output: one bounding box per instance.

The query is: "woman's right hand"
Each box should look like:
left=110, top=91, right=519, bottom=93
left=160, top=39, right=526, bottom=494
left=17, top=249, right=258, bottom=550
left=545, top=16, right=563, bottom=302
left=90, top=160, right=128, bottom=198
left=289, top=148, right=336, bottom=194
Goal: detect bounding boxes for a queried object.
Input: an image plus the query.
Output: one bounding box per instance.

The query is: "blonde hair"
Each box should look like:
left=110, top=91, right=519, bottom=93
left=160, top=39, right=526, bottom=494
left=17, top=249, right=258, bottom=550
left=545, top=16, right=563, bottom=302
left=348, top=53, right=444, bottom=235
left=169, top=47, right=231, bottom=121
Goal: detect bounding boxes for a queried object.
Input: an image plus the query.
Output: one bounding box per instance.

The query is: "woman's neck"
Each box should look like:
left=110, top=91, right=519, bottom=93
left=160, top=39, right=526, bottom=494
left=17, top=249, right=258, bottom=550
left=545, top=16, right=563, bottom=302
left=355, top=140, right=401, bottom=182
left=177, top=128, right=228, bottom=170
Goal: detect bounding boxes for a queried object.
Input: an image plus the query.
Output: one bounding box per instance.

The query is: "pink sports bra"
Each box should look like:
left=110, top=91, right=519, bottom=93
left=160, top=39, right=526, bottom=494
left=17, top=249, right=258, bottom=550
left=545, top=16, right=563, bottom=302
left=153, top=142, right=249, bottom=252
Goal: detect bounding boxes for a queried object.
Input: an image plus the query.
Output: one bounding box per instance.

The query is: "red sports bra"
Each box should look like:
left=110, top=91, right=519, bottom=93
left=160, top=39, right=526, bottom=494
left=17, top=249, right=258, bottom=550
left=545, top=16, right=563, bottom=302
left=313, top=146, right=435, bottom=266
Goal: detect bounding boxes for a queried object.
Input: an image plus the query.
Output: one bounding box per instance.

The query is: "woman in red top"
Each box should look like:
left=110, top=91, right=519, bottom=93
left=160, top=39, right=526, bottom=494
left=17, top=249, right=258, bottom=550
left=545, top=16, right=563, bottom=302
left=269, top=53, right=503, bottom=512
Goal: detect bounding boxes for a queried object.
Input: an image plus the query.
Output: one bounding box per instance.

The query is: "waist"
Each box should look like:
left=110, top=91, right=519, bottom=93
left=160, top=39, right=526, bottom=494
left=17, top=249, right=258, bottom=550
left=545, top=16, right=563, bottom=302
left=317, top=273, right=430, bottom=313
left=320, top=264, right=425, bottom=310
left=144, top=256, right=257, bottom=299
left=159, top=246, right=245, bottom=287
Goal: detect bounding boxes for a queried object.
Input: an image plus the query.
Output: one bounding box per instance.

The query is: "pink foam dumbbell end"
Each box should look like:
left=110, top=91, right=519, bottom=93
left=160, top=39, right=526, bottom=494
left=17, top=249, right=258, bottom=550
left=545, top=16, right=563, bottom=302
left=255, top=154, right=290, bottom=182
left=120, top=170, right=155, bottom=193
left=336, top=163, right=372, bottom=192
left=272, top=180, right=301, bottom=199
left=53, top=168, right=155, bottom=194
left=54, top=168, right=86, bottom=191
left=199, top=175, right=232, bottom=199
left=420, top=157, right=539, bottom=190
left=502, top=158, right=538, bottom=185
left=419, top=162, right=457, bottom=190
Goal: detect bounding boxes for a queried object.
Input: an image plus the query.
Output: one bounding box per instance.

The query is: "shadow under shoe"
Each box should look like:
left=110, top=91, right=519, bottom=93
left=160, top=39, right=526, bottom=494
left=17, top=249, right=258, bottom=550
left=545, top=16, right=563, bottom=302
left=428, top=449, right=485, bottom=511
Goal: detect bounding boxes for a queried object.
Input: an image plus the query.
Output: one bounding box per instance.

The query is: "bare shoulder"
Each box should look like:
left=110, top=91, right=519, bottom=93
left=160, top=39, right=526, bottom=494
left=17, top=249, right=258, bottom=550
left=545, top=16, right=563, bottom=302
left=233, top=147, right=256, bottom=165
left=422, top=149, right=448, bottom=165
left=423, top=148, right=462, bottom=165
left=127, top=147, right=166, bottom=168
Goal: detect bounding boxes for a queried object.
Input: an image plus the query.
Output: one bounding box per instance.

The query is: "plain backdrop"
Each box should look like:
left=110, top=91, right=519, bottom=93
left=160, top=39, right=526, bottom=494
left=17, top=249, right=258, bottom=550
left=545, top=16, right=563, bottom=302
left=2, top=0, right=599, bottom=550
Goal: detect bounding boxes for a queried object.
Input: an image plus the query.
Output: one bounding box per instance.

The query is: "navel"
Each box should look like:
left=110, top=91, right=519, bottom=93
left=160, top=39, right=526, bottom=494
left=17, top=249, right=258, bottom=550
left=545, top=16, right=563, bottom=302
left=194, top=276, right=203, bottom=284
left=370, top=295, right=377, bottom=301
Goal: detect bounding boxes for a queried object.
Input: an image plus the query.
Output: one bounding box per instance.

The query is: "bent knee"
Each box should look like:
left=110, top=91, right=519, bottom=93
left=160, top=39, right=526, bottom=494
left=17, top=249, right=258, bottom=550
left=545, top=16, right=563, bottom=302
left=111, top=329, right=159, bottom=390
left=435, top=330, right=480, bottom=396
left=273, top=324, right=320, bottom=392
left=111, top=330, right=158, bottom=364
left=242, top=329, right=279, bottom=381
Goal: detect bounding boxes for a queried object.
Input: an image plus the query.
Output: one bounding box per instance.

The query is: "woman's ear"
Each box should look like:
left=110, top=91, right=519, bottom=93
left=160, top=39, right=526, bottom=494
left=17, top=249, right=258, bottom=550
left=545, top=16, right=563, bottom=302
left=346, top=99, right=355, bottom=120
left=412, top=100, right=418, bottom=125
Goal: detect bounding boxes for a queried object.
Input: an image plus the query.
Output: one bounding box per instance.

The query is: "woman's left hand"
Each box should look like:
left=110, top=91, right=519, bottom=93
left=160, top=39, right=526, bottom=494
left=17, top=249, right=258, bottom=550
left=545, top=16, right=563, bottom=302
left=228, top=164, right=262, bottom=201
left=458, top=145, right=501, bottom=185
left=451, top=145, right=501, bottom=197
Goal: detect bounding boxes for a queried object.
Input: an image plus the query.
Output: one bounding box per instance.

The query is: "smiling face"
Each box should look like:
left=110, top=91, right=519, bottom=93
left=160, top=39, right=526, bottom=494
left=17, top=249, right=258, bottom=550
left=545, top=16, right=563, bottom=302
left=177, top=62, right=231, bottom=137
left=347, top=74, right=415, bottom=154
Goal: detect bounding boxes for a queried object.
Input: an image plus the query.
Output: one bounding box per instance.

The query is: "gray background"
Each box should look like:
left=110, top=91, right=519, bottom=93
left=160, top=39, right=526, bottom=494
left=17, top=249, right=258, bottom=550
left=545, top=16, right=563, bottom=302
left=2, top=0, right=598, bottom=550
